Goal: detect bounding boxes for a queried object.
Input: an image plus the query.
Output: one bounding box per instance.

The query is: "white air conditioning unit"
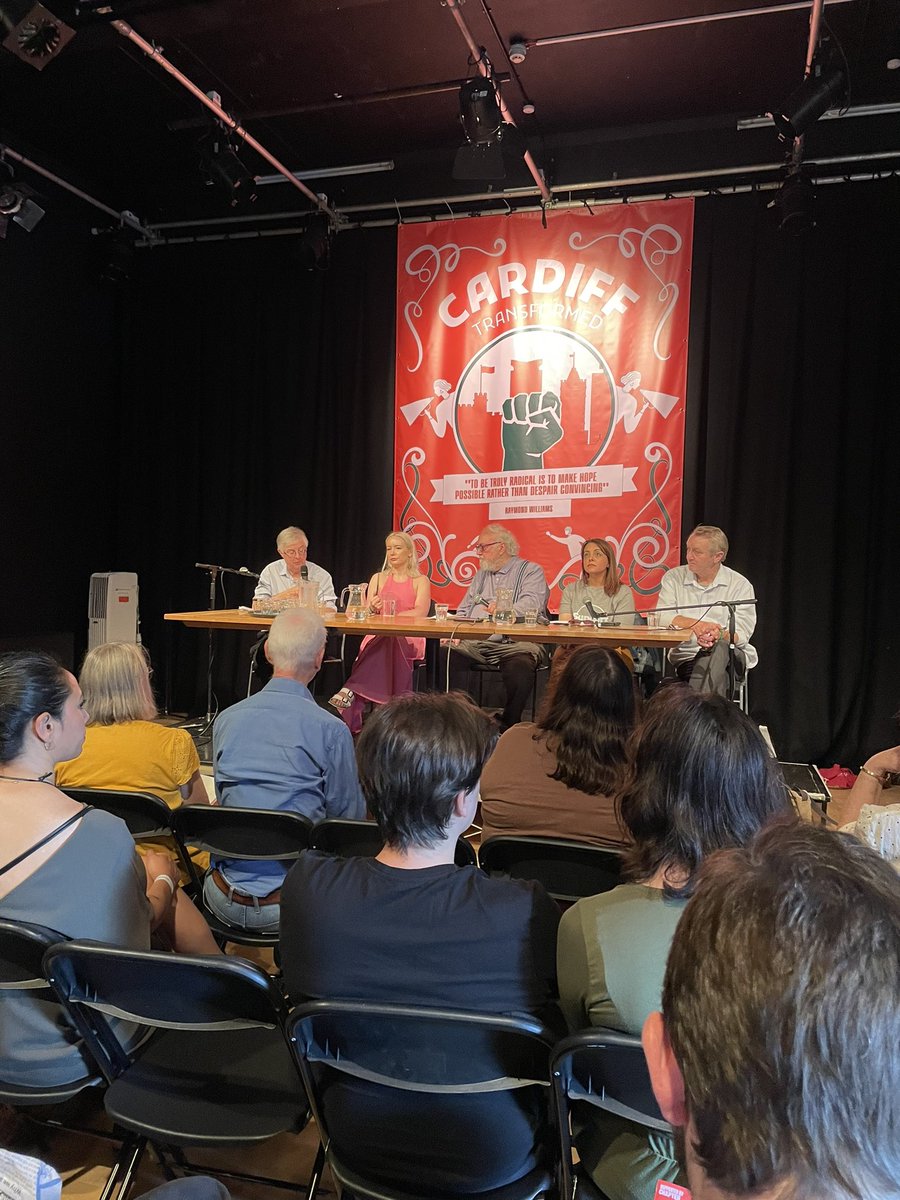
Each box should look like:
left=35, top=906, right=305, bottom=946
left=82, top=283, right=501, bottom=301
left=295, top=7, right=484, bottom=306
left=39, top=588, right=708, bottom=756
left=88, top=572, right=139, bottom=649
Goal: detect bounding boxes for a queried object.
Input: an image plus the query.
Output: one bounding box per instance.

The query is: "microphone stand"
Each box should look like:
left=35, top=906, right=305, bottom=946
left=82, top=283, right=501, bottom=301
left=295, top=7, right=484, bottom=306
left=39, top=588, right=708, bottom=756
left=184, top=563, right=257, bottom=747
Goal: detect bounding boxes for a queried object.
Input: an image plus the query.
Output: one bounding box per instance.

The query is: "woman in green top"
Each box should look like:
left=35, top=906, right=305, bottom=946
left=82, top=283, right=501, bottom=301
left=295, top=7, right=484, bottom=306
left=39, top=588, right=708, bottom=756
left=557, top=687, right=791, bottom=1200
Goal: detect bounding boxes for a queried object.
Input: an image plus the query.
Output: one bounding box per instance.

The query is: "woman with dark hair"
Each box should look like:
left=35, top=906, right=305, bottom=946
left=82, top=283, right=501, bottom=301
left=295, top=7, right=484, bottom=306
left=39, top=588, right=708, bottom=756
left=0, top=651, right=219, bottom=1090
left=556, top=686, right=791, bottom=1200
left=479, top=646, right=636, bottom=846
left=559, top=537, right=636, bottom=624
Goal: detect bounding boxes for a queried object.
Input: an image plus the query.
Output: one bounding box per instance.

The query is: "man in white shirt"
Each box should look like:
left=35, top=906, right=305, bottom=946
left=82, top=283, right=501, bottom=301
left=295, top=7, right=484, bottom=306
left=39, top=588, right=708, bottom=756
left=253, top=526, right=337, bottom=609
left=656, top=525, right=756, bottom=696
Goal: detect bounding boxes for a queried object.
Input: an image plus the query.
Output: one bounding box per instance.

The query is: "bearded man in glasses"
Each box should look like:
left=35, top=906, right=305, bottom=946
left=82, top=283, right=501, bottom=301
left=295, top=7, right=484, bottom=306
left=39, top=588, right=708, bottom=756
left=448, top=524, right=549, bottom=730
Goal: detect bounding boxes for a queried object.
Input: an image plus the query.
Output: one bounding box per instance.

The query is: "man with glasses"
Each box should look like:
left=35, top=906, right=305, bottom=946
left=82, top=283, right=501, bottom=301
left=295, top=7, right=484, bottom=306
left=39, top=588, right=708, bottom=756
left=254, top=526, right=337, bottom=610
left=449, top=524, right=549, bottom=730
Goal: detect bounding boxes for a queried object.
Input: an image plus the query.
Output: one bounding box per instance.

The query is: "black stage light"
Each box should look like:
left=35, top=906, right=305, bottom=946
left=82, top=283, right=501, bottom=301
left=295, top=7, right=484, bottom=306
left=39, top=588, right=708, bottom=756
left=198, top=131, right=258, bottom=207
left=459, top=77, right=502, bottom=145
left=770, top=168, right=815, bottom=235
left=0, top=1, right=76, bottom=69
left=0, top=182, right=45, bottom=237
left=770, top=61, right=846, bottom=140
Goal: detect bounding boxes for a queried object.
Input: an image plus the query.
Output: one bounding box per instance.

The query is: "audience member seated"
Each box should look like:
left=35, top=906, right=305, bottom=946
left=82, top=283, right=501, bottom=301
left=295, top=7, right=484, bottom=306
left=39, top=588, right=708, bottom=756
left=644, top=820, right=900, bottom=1200
left=839, top=718, right=900, bottom=866
left=56, top=642, right=208, bottom=809
left=480, top=646, right=636, bottom=847
left=0, top=652, right=219, bottom=1089
left=329, top=530, right=431, bottom=733
left=207, top=608, right=365, bottom=933
left=557, top=686, right=791, bottom=1200
left=280, top=692, right=562, bottom=1193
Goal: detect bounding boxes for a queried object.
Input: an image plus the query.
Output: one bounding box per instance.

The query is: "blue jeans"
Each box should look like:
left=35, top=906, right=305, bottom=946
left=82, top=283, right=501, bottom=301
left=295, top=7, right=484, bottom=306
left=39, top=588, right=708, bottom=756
left=202, top=872, right=281, bottom=932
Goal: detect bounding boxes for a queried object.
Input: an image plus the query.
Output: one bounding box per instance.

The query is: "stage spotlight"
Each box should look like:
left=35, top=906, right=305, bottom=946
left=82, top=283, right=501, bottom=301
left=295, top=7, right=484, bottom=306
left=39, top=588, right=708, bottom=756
left=770, top=60, right=846, bottom=140
left=198, top=130, right=258, bottom=207
left=0, top=182, right=45, bottom=237
left=770, top=168, right=815, bottom=235
left=459, top=77, right=502, bottom=145
left=0, top=1, right=76, bottom=69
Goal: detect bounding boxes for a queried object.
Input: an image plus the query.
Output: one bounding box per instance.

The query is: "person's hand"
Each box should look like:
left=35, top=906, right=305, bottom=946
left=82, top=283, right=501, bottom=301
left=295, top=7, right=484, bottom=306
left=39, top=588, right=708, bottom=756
left=369, top=595, right=383, bottom=614
left=144, top=853, right=178, bottom=884
left=486, top=601, right=497, bottom=616
left=864, top=747, right=900, bottom=781
left=501, top=391, right=564, bottom=470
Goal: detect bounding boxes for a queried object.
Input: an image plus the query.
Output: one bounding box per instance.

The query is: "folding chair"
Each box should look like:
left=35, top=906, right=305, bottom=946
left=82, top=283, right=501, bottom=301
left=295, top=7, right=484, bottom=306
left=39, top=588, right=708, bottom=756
left=59, top=787, right=194, bottom=878
left=286, top=999, right=559, bottom=1200
left=551, top=1030, right=674, bottom=1200
left=479, top=837, right=623, bottom=905
left=172, top=805, right=313, bottom=948
left=310, top=818, right=478, bottom=867
left=0, top=918, right=102, bottom=1104
left=43, top=941, right=313, bottom=1200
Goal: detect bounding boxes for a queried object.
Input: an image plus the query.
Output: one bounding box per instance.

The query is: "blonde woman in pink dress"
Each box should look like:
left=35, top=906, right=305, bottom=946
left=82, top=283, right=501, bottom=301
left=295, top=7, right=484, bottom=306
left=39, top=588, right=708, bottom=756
left=330, top=532, right=431, bottom=733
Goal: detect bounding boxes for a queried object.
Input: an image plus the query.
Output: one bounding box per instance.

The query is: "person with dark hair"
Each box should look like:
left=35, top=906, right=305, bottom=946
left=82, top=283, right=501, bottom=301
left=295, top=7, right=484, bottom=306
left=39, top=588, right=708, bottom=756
left=0, top=651, right=219, bottom=1089
left=556, top=686, right=791, bottom=1200
left=279, top=692, right=561, bottom=1192
left=644, top=820, right=900, bottom=1200
left=479, top=646, right=636, bottom=846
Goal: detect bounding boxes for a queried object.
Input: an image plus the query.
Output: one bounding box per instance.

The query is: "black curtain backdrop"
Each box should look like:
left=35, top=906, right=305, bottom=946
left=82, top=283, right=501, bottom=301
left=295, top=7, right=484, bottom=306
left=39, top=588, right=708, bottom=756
left=2, top=183, right=896, bottom=762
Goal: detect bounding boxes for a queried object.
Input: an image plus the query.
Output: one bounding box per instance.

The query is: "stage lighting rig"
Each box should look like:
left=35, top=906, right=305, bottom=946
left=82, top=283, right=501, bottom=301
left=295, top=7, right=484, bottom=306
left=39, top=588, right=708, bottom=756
left=0, top=178, right=45, bottom=237
left=197, top=125, right=258, bottom=207
left=770, top=54, right=847, bottom=141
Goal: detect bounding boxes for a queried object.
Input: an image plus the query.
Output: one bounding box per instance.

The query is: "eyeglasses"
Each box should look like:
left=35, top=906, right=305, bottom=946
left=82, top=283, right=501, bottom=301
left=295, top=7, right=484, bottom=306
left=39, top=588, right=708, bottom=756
left=474, top=541, right=502, bottom=553
left=282, top=546, right=308, bottom=557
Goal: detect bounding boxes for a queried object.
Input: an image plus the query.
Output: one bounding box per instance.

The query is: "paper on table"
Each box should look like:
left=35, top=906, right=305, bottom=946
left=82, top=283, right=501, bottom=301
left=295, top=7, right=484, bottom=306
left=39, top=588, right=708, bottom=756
left=0, top=1151, right=62, bottom=1200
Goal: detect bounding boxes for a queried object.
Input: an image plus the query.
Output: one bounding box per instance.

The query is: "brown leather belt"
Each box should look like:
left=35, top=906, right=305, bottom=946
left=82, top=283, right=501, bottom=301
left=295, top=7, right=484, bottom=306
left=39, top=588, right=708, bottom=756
left=210, top=868, right=281, bottom=907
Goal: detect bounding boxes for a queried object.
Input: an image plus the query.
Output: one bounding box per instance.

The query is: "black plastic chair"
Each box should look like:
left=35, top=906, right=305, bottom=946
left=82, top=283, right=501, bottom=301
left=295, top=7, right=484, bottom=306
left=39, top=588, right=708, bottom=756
left=310, top=817, right=478, bottom=868
left=172, top=805, right=313, bottom=948
left=286, top=999, right=559, bottom=1200
left=0, top=918, right=104, bottom=1104
left=43, top=940, right=314, bottom=1200
left=551, top=1030, right=673, bottom=1200
left=478, top=836, right=623, bottom=905
left=60, top=787, right=195, bottom=876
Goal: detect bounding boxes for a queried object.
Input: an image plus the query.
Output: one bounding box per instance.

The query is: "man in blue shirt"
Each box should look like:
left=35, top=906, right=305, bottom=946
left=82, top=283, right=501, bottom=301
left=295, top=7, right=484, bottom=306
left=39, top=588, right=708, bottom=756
left=204, top=607, right=366, bottom=932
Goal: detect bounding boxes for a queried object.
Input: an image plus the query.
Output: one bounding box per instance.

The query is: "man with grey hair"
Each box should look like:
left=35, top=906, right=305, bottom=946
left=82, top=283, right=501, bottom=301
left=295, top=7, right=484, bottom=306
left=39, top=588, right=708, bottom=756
left=655, top=524, right=757, bottom=696
left=205, top=608, right=365, bottom=932
left=449, top=524, right=549, bottom=730
left=254, top=526, right=337, bottom=609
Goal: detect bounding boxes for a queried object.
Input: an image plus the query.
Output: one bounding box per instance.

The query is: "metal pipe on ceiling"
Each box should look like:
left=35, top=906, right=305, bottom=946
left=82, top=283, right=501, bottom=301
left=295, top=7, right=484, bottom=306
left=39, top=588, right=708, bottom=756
left=0, top=143, right=155, bottom=238
left=441, top=0, right=552, bottom=204
left=111, top=20, right=341, bottom=224
left=791, top=0, right=826, bottom=166
left=143, top=148, right=900, bottom=234
left=138, top=168, right=897, bottom=245
left=528, top=0, right=854, bottom=50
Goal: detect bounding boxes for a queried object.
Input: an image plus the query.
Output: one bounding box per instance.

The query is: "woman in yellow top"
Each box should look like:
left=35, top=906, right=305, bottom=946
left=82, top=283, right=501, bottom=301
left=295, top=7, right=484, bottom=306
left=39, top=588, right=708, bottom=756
left=56, top=641, right=209, bottom=808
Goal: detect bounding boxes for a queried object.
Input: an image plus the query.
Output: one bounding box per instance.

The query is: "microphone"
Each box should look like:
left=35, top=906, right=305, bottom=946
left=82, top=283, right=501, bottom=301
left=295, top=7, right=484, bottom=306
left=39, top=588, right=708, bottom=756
left=300, top=565, right=309, bottom=582
left=238, top=567, right=260, bottom=580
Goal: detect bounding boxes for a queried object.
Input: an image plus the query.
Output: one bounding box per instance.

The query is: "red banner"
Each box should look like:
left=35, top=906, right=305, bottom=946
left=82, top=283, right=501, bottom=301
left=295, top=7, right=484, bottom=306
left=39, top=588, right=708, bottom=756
left=394, top=201, right=694, bottom=610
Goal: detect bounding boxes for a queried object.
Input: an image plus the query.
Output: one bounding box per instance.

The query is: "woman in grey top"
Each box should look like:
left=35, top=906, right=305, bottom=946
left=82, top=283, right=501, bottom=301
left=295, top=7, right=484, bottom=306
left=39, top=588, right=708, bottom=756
left=559, top=538, right=637, bottom=623
left=0, top=651, right=218, bottom=1087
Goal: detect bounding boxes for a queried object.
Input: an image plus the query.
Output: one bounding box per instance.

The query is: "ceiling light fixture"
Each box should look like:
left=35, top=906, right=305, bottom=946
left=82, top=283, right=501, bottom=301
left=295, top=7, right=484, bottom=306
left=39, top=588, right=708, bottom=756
left=0, top=179, right=45, bottom=237
left=0, top=0, right=75, bottom=69
left=198, top=129, right=258, bottom=207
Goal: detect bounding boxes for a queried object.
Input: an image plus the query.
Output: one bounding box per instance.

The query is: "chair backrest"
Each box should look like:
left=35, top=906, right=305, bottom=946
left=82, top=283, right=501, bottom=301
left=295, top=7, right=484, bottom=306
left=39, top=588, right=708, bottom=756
left=172, top=805, right=313, bottom=890
left=551, top=1030, right=671, bottom=1198
left=43, top=940, right=290, bottom=1083
left=310, top=818, right=478, bottom=868
left=479, top=836, right=623, bottom=903
left=60, top=787, right=174, bottom=842
left=0, top=918, right=103, bottom=1101
left=286, top=999, right=557, bottom=1196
